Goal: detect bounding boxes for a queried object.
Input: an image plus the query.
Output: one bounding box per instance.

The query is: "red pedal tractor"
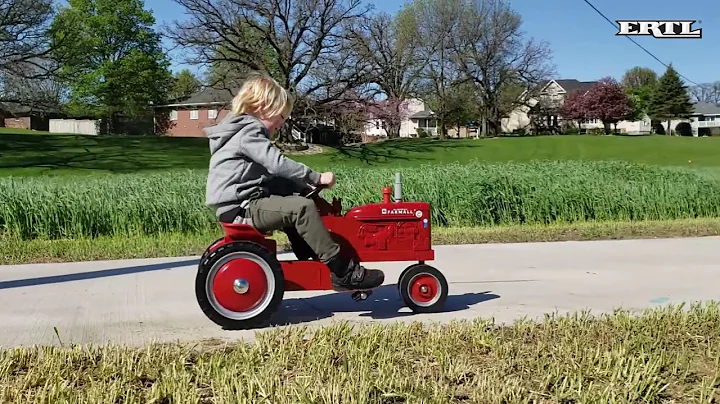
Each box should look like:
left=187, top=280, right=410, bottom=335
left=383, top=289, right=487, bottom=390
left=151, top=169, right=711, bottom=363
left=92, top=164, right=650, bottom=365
left=195, top=173, right=448, bottom=329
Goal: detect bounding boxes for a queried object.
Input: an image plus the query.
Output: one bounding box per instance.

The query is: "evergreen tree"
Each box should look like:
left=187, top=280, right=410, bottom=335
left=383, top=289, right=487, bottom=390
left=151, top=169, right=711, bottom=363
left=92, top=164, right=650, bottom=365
left=647, top=65, right=694, bottom=135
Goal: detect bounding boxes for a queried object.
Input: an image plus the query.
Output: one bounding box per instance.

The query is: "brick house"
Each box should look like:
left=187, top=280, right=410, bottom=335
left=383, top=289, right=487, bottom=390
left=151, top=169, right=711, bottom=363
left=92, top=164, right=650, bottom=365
left=0, top=103, right=66, bottom=131
left=152, top=88, right=236, bottom=137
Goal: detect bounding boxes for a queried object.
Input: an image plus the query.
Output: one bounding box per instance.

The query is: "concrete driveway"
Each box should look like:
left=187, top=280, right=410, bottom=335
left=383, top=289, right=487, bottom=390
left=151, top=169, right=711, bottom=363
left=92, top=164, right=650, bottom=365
left=1, top=236, right=719, bottom=348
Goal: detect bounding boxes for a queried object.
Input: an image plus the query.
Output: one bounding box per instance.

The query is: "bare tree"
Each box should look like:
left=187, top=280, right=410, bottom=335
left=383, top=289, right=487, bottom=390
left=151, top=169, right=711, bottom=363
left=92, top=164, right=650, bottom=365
left=450, top=0, right=555, bottom=136
left=403, top=0, right=466, bottom=138
left=689, top=82, right=720, bottom=104
left=0, top=0, right=62, bottom=111
left=345, top=11, right=424, bottom=137
left=164, top=0, right=374, bottom=114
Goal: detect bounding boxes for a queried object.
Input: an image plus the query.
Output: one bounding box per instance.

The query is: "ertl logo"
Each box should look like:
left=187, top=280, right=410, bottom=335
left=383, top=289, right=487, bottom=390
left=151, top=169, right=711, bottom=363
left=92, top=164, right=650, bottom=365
left=616, top=20, right=702, bottom=38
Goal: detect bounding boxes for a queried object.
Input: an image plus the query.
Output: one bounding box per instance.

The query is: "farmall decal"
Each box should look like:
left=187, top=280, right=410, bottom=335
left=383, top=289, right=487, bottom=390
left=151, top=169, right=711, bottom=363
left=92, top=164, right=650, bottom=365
left=382, top=208, right=423, bottom=218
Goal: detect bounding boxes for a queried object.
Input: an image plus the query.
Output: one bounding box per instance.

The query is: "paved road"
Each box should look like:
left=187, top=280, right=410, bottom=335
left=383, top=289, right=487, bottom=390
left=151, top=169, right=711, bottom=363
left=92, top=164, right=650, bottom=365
left=2, top=237, right=719, bottom=348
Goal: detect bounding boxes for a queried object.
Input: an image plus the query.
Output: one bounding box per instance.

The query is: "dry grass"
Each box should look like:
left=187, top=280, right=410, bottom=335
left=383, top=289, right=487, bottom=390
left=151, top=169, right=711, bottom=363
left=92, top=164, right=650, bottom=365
left=3, top=218, right=720, bottom=264
left=1, top=303, right=719, bottom=403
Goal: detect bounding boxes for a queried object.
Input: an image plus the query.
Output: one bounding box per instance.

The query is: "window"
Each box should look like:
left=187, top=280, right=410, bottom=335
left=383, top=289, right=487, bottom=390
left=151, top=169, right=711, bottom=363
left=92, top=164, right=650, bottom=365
left=208, top=109, right=218, bottom=119
left=190, top=110, right=199, bottom=120
left=170, top=110, right=178, bottom=121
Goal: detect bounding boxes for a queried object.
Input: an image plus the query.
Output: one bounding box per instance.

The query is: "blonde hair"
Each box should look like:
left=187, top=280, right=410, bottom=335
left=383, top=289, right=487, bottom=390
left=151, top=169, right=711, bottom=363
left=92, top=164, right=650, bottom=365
left=231, top=73, right=293, bottom=119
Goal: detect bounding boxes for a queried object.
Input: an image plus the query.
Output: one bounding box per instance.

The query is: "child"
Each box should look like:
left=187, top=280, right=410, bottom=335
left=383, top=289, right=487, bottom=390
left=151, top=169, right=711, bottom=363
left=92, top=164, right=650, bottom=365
left=204, top=74, right=384, bottom=291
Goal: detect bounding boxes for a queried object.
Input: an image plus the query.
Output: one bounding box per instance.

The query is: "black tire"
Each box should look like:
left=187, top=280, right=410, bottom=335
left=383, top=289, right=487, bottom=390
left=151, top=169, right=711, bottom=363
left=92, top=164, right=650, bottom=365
left=398, top=263, right=448, bottom=313
left=199, top=237, right=224, bottom=265
left=195, top=241, right=285, bottom=330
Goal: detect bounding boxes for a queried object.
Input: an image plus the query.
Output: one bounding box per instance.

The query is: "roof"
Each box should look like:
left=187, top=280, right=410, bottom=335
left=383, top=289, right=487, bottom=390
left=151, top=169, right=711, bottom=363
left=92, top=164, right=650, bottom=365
left=540, top=79, right=598, bottom=94
left=409, top=110, right=435, bottom=119
left=692, top=102, right=720, bottom=116
left=156, top=87, right=236, bottom=107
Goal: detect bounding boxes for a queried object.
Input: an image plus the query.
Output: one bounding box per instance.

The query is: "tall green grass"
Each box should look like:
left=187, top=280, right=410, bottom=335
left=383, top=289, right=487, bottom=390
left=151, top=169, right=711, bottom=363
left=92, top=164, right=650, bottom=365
left=3, top=161, right=720, bottom=240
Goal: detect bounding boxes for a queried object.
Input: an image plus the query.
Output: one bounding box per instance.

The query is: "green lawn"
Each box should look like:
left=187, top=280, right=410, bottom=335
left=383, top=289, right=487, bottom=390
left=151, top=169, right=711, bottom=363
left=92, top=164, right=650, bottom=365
left=2, top=131, right=720, bottom=177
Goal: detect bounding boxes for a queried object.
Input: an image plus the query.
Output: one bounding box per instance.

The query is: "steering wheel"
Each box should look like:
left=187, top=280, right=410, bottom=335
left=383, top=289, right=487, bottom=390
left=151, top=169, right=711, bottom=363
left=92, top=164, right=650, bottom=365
left=303, top=183, right=327, bottom=199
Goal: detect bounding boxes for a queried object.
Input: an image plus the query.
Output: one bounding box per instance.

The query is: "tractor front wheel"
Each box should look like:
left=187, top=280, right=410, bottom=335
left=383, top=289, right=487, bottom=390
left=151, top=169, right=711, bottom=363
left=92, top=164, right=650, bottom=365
left=398, top=263, right=448, bottom=313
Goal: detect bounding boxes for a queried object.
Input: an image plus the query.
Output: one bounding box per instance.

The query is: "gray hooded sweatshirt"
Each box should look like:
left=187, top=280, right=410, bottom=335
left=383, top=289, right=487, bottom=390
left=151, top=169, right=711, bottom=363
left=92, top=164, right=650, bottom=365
left=204, top=113, right=321, bottom=217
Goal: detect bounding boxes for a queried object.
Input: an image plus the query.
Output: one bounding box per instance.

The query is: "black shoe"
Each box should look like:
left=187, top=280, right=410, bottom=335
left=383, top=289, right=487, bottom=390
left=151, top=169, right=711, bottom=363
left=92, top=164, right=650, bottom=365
left=329, top=258, right=385, bottom=291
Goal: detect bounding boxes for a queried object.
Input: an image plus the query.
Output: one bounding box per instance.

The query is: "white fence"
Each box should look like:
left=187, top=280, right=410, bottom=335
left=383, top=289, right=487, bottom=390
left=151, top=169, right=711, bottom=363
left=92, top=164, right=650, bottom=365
left=49, top=119, right=100, bottom=135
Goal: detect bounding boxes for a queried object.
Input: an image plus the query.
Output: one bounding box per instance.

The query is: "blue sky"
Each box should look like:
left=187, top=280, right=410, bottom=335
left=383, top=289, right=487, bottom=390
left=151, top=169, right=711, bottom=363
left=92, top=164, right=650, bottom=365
left=150, top=0, right=718, bottom=86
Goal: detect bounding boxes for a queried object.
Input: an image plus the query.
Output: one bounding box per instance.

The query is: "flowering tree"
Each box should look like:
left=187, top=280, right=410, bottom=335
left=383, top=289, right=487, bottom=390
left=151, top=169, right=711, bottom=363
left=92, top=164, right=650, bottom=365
left=559, top=90, right=588, bottom=129
left=560, top=77, right=632, bottom=134
left=583, top=77, right=633, bottom=134
left=364, top=96, right=411, bottom=138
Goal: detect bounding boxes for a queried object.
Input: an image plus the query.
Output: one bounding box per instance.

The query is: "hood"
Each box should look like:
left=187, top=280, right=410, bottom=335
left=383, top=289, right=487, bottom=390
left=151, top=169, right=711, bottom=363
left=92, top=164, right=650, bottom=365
left=203, top=113, right=268, bottom=154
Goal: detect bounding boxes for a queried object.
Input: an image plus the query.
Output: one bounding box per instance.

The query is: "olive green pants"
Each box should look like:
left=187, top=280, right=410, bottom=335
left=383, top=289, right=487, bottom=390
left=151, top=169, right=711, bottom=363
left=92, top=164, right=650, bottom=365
left=246, top=194, right=341, bottom=264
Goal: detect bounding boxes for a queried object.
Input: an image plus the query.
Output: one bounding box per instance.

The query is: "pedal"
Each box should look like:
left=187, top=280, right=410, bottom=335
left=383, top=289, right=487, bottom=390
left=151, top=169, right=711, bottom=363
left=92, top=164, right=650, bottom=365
left=351, top=290, right=372, bottom=302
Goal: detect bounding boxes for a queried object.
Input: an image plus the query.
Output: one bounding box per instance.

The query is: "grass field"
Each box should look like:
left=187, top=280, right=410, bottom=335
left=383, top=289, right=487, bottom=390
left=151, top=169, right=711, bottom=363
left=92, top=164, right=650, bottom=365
left=2, top=131, right=720, bottom=177
left=3, top=130, right=720, bottom=263
left=3, top=161, right=720, bottom=240
left=2, top=303, right=720, bottom=403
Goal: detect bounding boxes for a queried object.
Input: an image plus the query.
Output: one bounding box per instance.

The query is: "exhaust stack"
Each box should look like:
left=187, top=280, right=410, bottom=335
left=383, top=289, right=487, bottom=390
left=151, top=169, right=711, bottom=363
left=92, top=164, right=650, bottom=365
left=394, top=172, right=402, bottom=202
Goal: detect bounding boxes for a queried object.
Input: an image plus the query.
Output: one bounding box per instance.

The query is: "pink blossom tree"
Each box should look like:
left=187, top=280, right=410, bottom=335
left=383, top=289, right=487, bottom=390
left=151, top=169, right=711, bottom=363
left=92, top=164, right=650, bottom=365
left=559, top=90, right=588, bottom=130
left=583, top=77, right=633, bottom=134
left=364, top=96, right=411, bottom=138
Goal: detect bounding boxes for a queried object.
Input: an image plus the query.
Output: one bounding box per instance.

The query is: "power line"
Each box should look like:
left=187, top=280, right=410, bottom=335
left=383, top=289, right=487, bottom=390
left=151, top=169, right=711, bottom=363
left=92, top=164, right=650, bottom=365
left=581, top=0, right=700, bottom=86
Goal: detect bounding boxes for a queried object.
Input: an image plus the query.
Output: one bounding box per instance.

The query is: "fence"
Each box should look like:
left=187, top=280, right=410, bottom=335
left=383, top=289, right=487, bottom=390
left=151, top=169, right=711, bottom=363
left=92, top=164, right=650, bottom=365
left=49, top=119, right=100, bottom=135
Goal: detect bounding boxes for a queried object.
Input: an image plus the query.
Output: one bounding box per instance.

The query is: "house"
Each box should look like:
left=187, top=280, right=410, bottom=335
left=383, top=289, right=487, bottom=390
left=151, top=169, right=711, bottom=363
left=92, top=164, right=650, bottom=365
left=0, top=102, right=67, bottom=131
left=152, top=88, right=235, bottom=137
left=660, top=102, right=720, bottom=136
left=502, top=79, right=655, bottom=135
left=688, top=102, right=720, bottom=136
left=364, top=98, right=438, bottom=138
left=362, top=98, right=477, bottom=138
left=501, top=78, right=720, bottom=136
left=501, top=79, right=595, bottom=133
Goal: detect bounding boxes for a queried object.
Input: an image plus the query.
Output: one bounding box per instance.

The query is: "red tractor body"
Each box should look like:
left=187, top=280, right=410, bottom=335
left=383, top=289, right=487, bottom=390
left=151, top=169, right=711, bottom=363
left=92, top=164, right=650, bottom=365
left=196, top=175, right=448, bottom=329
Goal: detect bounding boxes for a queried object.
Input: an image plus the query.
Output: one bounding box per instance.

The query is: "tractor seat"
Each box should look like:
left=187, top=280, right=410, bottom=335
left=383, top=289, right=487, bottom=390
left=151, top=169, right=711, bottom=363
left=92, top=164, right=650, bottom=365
left=220, top=218, right=274, bottom=237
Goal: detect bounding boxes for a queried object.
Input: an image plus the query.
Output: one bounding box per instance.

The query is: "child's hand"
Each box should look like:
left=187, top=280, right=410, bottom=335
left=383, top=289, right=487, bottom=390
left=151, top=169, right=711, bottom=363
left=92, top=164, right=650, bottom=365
left=319, top=172, right=335, bottom=188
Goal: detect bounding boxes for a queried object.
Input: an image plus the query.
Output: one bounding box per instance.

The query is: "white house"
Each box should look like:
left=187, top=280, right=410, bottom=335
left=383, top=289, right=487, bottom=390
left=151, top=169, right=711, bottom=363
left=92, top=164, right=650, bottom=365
left=364, top=98, right=440, bottom=138
left=676, top=102, right=720, bottom=136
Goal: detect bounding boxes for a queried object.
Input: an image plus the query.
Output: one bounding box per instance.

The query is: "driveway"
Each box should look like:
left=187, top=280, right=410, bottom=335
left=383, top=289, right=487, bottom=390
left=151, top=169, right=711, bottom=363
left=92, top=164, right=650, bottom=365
left=1, top=237, right=719, bottom=348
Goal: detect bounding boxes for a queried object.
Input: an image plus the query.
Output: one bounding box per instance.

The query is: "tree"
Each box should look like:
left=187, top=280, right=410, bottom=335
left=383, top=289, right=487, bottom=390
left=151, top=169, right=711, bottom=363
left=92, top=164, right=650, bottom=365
left=688, top=82, right=720, bottom=103
left=401, top=0, right=466, bottom=138
left=621, top=66, right=658, bottom=90
left=363, top=97, right=411, bottom=139
left=559, top=90, right=588, bottom=129
left=345, top=10, right=424, bottom=137
left=165, top=0, right=375, bottom=142
left=50, top=0, right=173, bottom=133
left=619, top=66, right=658, bottom=125
left=449, top=0, right=555, bottom=137
left=582, top=77, right=632, bottom=134
left=0, top=0, right=65, bottom=110
left=647, top=65, right=694, bottom=135
left=170, top=69, right=202, bottom=101
left=200, top=22, right=283, bottom=92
